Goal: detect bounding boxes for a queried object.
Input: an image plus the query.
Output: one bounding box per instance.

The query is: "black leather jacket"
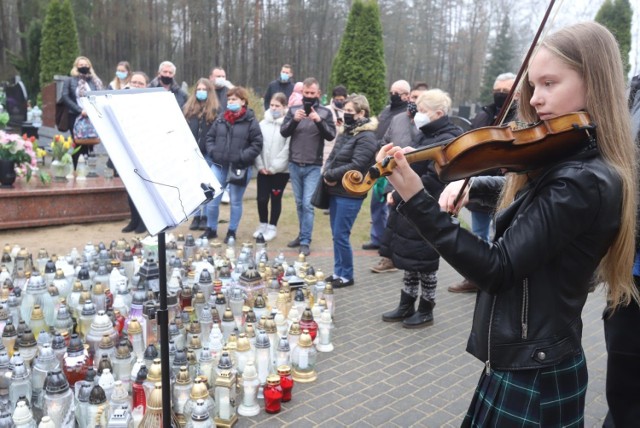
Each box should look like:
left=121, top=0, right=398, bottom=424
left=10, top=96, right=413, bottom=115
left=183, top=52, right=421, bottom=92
left=398, top=145, right=622, bottom=370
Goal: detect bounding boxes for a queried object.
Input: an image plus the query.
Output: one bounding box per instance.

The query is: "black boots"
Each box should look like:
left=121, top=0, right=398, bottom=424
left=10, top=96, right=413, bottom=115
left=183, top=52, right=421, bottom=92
left=402, top=299, right=435, bottom=329
left=382, top=291, right=416, bottom=322
left=189, top=215, right=201, bottom=230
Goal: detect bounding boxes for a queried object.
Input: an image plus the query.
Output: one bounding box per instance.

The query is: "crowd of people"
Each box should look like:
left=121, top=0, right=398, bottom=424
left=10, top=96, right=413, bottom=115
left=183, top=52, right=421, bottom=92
left=58, top=20, right=640, bottom=425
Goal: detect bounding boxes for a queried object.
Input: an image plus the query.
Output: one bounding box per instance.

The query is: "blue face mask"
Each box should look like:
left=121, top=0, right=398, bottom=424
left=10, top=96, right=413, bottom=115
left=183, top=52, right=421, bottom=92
left=271, top=109, right=282, bottom=119
left=280, top=72, right=290, bottom=82
left=196, top=90, right=208, bottom=101
left=116, top=71, right=128, bottom=80
left=227, top=103, right=241, bottom=112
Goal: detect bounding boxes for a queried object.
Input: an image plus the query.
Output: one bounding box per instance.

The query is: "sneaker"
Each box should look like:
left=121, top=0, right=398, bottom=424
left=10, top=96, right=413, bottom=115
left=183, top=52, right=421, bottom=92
left=253, top=223, right=268, bottom=239
left=287, top=237, right=301, bottom=248
left=263, top=225, right=277, bottom=241
left=224, top=230, right=236, bottom=244
left=221, top=190, right=230, bottom=204
left=371, top=257, right=398, bottom=273
left=189, top=216, right=201, bottom=231
left=199, top=228, right=218, bottom=240
left=324, top=274, right=336, bottom=282
left=299, top=245, right=310, bottom=256
left=362, top=241, right=381, bottom=250
left=332, top=278, right=354, bottom=288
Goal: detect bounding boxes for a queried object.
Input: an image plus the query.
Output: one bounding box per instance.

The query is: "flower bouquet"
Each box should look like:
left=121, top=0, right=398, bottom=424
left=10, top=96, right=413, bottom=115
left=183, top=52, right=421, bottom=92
left=50, top=135, right=80, bottom=181
left=0, top=130, right=49, bottom=186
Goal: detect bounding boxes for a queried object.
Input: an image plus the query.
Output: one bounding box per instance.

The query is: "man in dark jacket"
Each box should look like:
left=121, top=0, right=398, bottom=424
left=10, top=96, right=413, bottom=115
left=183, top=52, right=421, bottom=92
left=148, top=61, right=188, bottom=108
left=362, top=80, right=411, bottom=254
left=280, top=77, right=336, bottom=256
left=448, top=72, right=517, bottom=293
left=264, top=64, right=294, bottom=110
left=210, top=66, right=232, bottom=113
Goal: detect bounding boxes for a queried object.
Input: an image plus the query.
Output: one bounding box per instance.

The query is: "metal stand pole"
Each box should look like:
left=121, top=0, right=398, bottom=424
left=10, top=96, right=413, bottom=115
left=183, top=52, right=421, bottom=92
left=157, top=232, right=172, bottom=426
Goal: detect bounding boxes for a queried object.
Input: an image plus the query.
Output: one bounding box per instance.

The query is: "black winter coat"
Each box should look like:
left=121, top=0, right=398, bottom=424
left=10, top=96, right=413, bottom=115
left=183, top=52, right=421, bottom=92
left=187, top=114, right=213, bottom=155
left=381, top=116, right=463, bottom=272
left=205, top=109, right=263, bottom=169
left=398, top=144, right=622, bottom=370
left=323, top=119, right=379, bottom=199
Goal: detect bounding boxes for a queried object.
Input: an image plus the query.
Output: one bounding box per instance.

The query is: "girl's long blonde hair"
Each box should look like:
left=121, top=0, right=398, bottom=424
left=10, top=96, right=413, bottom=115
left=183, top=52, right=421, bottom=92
left=500, top=22, right=638, bottom=309
left=183, top=78, right=219, bottom=124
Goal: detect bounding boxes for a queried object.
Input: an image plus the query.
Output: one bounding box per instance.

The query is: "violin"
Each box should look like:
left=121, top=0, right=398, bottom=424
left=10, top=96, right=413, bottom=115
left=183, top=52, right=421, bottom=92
left=342, top=112, right=596, bottom=197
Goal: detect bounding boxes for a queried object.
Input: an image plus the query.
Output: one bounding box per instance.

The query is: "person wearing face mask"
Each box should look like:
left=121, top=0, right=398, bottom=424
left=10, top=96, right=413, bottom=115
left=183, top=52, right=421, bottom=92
left=148, top=60, right=188, bottom=108
left=263, top=64, right=295, bottom=110
left=60, top=55, right=104, bottom=169
left=183, top=78, right=221, bottom=231
left=280, top=77, right=337, bottom=256
left=202, top=86, right=263, bottom=243
left=107, top=61, right=131, bottom=90
left=322, top=94, right=379, bottom=288
left=322, top=85, right=348, bottom=168
left=209, top=66, right=233, bottom=114
left=362, top=79, right=412, bottom=252
left=446, top=72, right=517, bottom=294
left=253, top=92, right=291, bottom=241
left=379, top=89, right=462, bottom=327
left=371, top=82, right=430, bottom=273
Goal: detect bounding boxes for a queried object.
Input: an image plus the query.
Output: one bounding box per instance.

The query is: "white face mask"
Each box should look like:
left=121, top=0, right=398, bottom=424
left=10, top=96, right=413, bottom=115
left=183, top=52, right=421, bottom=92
left=414, top=112, right=431, bottom=129
left=215, top=77, right=227, bottom=87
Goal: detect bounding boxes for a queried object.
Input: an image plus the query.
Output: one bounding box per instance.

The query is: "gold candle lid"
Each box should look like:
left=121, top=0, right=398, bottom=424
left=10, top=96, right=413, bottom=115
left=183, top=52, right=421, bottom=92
left=264, top=316, right=277, bottom=334
left=188, top=335, right=202, bottom=350
left=190, top=377, right=209, bottom=400
left=236, top=333, right=250, bottom=352
left=176, top=366, right=191, bottom=385
left=73, top=280, right=83, bottom=292
left=289, top=321, right=302, bottom=336
left=194, top=292, right=205, bottom=304
left=222, top=307, right=234, bottom=322
left=147, top=383, right=164, bottom=410
left=31, top=305, right=44, bottom=321
left=93, top=282, right=105, bottom=295
left=147, top=358, right=162, bottom=382
left=266, top=373, right=281, bottom=385
left=54, top=269, right=65, bottom=279
left=128, top=319, right=142, bottom=335
left=277, top=365, right=291, bottom=376
left=99, top=334, right=114, bottom=349
left=298, top=330, right=313, bottom=347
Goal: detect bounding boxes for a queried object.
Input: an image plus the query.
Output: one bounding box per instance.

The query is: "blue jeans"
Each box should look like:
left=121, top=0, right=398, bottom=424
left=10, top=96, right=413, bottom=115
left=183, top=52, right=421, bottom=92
left=288, top=163, right=321, bottom=246
left=369, top=194, right=389, bottom=246
left=206, top=164, right=252, bottom=232
left=329, top=195, right=363, bottom=280
left=471, top=210, right=492, bottom=241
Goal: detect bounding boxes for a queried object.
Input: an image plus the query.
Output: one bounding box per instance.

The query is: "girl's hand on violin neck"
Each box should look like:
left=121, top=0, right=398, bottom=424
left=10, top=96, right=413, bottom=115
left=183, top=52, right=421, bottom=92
left=439, top=180, right=470, bottom=213
left=378, top=143, right=423, bottom=203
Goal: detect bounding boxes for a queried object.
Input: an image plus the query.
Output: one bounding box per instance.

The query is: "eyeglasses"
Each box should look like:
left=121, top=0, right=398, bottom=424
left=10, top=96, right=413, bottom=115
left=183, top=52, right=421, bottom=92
left=390, top=92, right=407, bottom=96
left=493, top=89, right=510, bottom=94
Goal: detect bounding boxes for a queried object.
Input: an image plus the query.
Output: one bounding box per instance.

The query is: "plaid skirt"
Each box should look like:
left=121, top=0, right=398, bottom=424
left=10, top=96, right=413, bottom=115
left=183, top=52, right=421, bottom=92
left=462, top=352, right=587, bottom=427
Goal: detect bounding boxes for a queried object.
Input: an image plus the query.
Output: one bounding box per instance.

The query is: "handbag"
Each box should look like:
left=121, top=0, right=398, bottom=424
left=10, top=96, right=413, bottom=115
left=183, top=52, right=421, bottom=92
left=227, top=164, right=248, bottom=185
left=73, top=116, right=100, bottom=145
left=311, top=179, right=330, bottom=209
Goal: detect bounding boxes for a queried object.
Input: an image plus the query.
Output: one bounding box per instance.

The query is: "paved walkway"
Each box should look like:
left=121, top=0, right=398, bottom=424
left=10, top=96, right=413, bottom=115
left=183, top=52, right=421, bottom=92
left=239, top=250, right=609, bottom=427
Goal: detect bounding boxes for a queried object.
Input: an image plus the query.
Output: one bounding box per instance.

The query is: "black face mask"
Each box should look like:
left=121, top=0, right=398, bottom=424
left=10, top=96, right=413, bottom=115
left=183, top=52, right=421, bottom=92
left=493, top=92, right=508, bottom=110
left=343, top=112, right=355, bottom=126
left=160, top=75, right=174, bottom=85
left=302, top=97, right=316, bottom=115
left=77, top=67, right=90, bottom=75
left=407, top=102, right=418, bottom=118
left=334, top=100, right=345, bottom=109
left=390, top=93, right=404, bottom=107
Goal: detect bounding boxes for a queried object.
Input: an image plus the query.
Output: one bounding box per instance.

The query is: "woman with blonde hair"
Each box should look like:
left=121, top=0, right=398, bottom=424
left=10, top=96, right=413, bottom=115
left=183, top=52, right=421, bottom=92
left=184, top=78, right=220, bottom=230
left=108, top=61, right=131, bottom=90
left=60, top=55, right=104, bottom=168
left=381, top=22, right=637, bottom=426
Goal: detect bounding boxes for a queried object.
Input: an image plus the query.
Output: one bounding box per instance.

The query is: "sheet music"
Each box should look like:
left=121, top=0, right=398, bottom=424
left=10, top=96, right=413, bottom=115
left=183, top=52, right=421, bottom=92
left=79, top=90, right=222, bottom=235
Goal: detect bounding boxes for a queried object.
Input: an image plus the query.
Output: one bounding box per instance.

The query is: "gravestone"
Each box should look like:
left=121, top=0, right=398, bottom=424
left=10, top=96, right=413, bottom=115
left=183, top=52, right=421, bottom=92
left=4, top=79, right=28, bottom=127
left=458, top=105, right=471, bottom=119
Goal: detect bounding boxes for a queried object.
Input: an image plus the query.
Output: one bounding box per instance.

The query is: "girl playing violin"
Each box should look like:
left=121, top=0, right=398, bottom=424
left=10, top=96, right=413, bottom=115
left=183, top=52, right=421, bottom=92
left=381, top=22, right=638, bottom=427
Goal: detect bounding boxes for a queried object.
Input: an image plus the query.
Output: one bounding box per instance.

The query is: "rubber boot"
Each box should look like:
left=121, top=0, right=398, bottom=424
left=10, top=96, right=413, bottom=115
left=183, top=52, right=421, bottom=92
left=381, top=290, right=416, bottom=322
left=189, top=215, right=201, bottom=230
left=402, top=299, right=434, bottom=329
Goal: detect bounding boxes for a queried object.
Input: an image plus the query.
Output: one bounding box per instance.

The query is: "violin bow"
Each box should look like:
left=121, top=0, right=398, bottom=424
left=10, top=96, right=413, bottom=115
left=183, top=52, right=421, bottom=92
left=450, top=0, right=558, bottom=216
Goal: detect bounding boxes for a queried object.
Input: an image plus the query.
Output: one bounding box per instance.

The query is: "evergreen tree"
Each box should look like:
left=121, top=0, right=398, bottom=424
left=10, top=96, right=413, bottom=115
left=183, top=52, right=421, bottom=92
left=595, top=0, right=632, bottom=76
left=8, top=20, right=43, bottom=104
left=479, top=15, right=515, bottom=105
left=39, top=0, right=80, bottom=88
left=330, top=0, right=387, bottom=115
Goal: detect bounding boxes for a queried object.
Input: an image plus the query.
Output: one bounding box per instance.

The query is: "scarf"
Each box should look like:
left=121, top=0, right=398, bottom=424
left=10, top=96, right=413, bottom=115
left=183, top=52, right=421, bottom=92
left=224, top=105, right=247, bottom=125
left=76, top=74, right=104, bottom=98
left=344, top=117, right=371, bottom=135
